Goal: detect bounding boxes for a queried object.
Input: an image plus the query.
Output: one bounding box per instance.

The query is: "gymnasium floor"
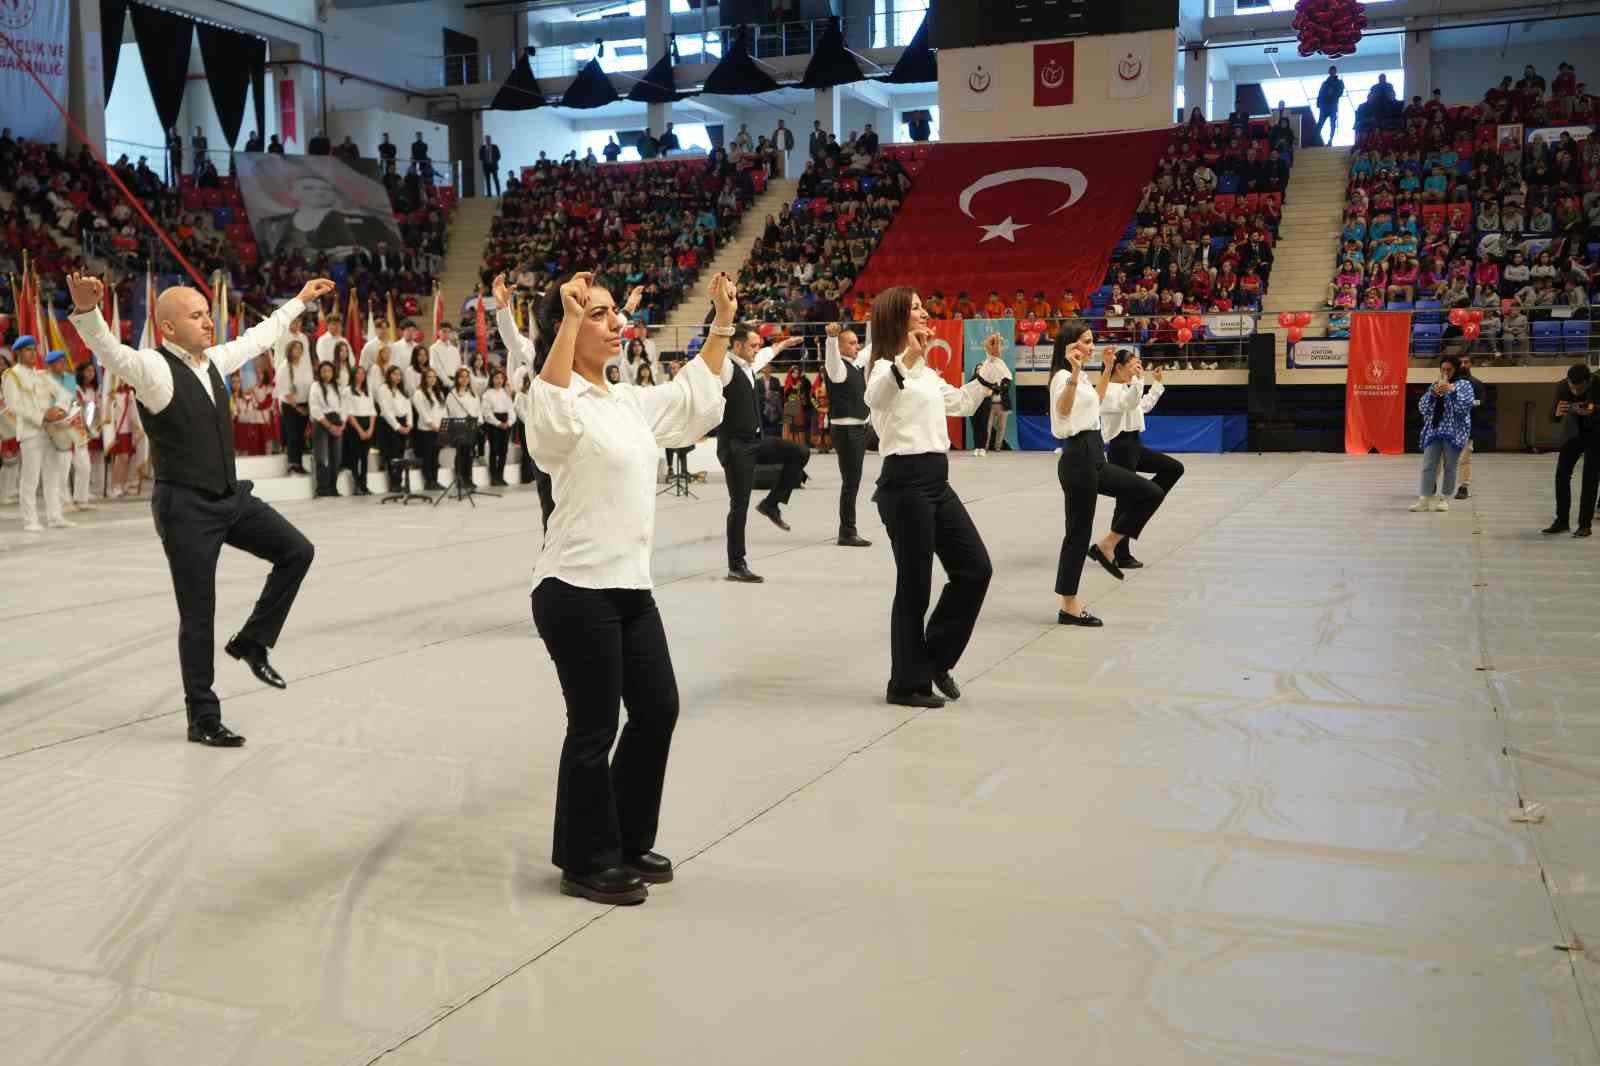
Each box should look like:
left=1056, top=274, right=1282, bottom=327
left=1, top=451, right=1597, bottom=1066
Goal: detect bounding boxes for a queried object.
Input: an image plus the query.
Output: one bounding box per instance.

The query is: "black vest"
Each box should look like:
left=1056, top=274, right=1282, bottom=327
left=137, top=348, right=238, bottom=496
left=831, top=360, right=868, bottom=421
left=719, top=362, right=764, bottom=440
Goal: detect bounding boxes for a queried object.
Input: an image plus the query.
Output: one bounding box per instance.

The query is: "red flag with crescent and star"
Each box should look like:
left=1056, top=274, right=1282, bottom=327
left=849, top=129, right=1174, bottom=308
left=1033, top=42, right=1074, bottom=107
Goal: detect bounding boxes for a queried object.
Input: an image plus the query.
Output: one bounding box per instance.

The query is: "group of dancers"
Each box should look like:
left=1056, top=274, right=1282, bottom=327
left=59, top=265, right=1183, bottom=907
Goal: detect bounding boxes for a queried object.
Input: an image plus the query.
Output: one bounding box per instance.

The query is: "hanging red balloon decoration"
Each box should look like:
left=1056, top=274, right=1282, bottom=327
left=1292, top=0, right=1366, bottom=60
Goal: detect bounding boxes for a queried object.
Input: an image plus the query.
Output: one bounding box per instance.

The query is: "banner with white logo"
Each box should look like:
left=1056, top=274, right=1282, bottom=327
left=1204, top=312, right=1256, bottom=338
left=958, top=48, right=999, bottom=113
left=0, top=0, right=70, bottom=143
left=1108, top=37, right=1151, bottom=100
left=1289, top=338, right=1349, bottom=367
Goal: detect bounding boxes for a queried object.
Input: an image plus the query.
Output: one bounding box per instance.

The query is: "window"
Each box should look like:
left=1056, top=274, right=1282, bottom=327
left=575, top=37, right=649, bottom=74
left=575, top=0, right=691, bottom=21
left=1259, top=68, right=1401, bottom=147
left=873, top=0, right=929, bottom=49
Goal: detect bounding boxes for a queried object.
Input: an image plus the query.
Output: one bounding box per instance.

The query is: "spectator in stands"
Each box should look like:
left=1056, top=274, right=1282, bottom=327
left=603, top=137, right=621, bottom=162
left=267, top=134, right=284, bottom=154
left=244, top=130, right=263, bottom=153
left=1316, top=66, right=1344, bottom=143
left=378, top=133, right=397, bottom=175
left=659, top=123, right=681, bottom=154
left=638, top=129, right=660, bottom=160
left=480, top=136, right=502, bottom=197
left=308, top=130, right=331, bottom=156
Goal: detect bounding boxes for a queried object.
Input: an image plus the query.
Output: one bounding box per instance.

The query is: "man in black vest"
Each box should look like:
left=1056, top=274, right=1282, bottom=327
left=823, top=322, right=872, bottom=547
left=717, top=325, right=809, bottom=582
left=66, top=271, right=333, bottom=748
left=479, top=135, right=502, bottom=196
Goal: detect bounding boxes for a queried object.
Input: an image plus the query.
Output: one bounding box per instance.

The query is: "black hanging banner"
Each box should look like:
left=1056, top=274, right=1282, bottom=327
left=627, top=52, right=684, bottom=104
left=129, top=2, right=194, bottom=135
left=490, top=50, right=547, bottom=111
left=701, top=26, right=780, bottom=96
left=883, top=15, right=936, bottom=85
left=800, top=18, right=864, bottom=89
left=196, top=23, right=264, bottom=149
left=100, top=0, right=128, bottom=98
left=560, top=58, right=619, bottom=110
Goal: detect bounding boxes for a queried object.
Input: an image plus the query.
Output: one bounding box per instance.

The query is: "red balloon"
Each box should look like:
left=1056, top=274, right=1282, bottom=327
left=758, top=323, right=776, bottom=338
left=1277, top=311, right=1294, bottom=328
left=1176, top=328, right=1193, bottom=345
left=1286, top=326, right=1304, bottom=343
left=1295, top=312, right=1312, bottom=327
left=1468, top=309, right=1484, bottom=324
left=1448, top=307, right=1465, bottom=326
left=1021, top=331, right=1041, bottom=346
left=1462, top=322, right=1481, bottom=340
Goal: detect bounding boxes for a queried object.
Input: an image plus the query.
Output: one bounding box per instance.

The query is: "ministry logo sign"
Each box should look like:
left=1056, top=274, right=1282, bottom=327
left=0, top=0, right=38, bottom=31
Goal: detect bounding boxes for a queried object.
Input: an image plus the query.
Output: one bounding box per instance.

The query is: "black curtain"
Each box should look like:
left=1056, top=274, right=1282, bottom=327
left=560, top=58, right=619, bottom=110
left=883, top=15, right=936, bottom=85
left=800, top=18, right=863, bottom=89
left=196, top=23, right=264, bottom=148
left=701, top=26, right=780, bottom=96
left=490, top=50, right=546, bottom=110
left=129, top=2, right=194, bottom=135
left=100, top=0, right=128, bottom=99
left=627, top=52, right=684, bottom=104
left=252, top=63, right=265, bottom=142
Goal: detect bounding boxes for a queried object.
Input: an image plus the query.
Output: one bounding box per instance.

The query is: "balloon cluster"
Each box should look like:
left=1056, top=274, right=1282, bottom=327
left=1450, top=306, right=1484, bottom=340
left=1019, top=318, right=1050, bottom=346
left=1172, top=315, right=1205, bottom=346
left=1278, top=310, right=1313, bottom=344
left=1292, top=0, right=1365, bottom=59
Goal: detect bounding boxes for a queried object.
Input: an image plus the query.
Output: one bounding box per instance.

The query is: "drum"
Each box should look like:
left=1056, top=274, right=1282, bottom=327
left=47, top=403, right=88, bottom=452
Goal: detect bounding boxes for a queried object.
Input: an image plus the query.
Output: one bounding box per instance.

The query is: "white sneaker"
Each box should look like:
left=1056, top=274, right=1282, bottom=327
left=1409, top=497, right=1432, bottom=512
left=108, top=487, right=123, bottom=499
left=48, top=517, right=76, bottom=529
left=22, top=522, right=44, bottom=533
left=1433, top=498, right=1450, bottom=512
left=76, top=501, right=96, bottom=511
left=974, top=448, right=987, bottom=457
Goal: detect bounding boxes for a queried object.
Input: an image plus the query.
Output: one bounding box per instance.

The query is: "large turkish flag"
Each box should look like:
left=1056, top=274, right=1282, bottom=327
left=851, top=129, right=1174, bottom=307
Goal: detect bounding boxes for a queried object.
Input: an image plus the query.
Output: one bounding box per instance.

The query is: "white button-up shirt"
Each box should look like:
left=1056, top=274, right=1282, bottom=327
left=343, top=386, right=377, bottom=419
left=480, top=386, right=515, bottom=426
left=71, top=298, right=305, bottom=416
left=308, top=380, right=345, bottom=422
left=823, top=335, right=870, bottom=426
left=1050, top=369, right=1104, bottom=438
left=444, top=388, right=481, bottom=420
left=430, top=340, right=462, bottom=381
left=412, top=388, right=444, bottom=431
left=376, top=383, right=411, bottom=430
left=525, top=357, right=725, bottom=591
left=1101, top=378, right=1165, bottom=442
left=864, top=352, right=988, bottom=457
left=315, top=331, right=344, bottom=365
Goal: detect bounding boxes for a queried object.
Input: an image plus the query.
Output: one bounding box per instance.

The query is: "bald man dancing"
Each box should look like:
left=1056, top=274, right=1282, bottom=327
left=67, top=272, right=334, bottom=747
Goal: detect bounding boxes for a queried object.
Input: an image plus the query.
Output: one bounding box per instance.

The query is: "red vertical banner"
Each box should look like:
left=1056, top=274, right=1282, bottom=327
left=925, top=319, right=967, bottom=447
left=1033, top=42, right=1075, bottom=108
left=1345, top=311, right=1411, bottom=454
left=278, top=79, right=297, bottom=145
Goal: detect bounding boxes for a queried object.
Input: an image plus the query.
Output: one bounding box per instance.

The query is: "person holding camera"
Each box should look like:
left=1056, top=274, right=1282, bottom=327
left=1410, top=354, right=1475, bottom=513
left=1543, top=363, right=1599, bottom=538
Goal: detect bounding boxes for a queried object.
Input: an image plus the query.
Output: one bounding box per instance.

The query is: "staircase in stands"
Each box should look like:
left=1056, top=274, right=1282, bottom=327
left=1260, top=146, right=1352, bottom=358
left=436, top=195, right=503, bottom=319
left=663, top=178, right=799, bottom=335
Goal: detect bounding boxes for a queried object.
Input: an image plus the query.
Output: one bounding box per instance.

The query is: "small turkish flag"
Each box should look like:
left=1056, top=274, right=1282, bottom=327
left=1033, top=42, right=1074, bottom=108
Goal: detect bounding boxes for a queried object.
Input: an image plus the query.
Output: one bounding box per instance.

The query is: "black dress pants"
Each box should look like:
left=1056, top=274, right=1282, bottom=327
left=1106, top=430, right=1184, bottom=559
left=344, top=419, right=372, bottom=489
left=517, top=423, right=535, bottom=485
left=874, top=453, right=992, bottom=694
left=484, top=422, right=510, bottom=482
left=1554, top=436, right=1600, bottom=527
left=280, top=405, right=308, bottom=468
left=414, top=429, right=441, bottom=487
left=151, top=480, right=315, bottom=725
left=1055, top=431, right=1165, bottom=597
left=532, top=579, right=679, bottom=875
left=833, top=423, right=868, bottom=537
left=718, top=434, right=809, bottom=566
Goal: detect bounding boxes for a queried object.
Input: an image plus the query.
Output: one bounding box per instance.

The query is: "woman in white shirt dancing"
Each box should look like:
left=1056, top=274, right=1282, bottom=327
left=525, top=269, right=731, bottom=905
left=970, top=333, right=1013, bottom=456
left=1051, top=324, right=1164, bottom=627
left=864, top=287, right=992, bottom=709
left=1101, top=354, right=1181, bottom=568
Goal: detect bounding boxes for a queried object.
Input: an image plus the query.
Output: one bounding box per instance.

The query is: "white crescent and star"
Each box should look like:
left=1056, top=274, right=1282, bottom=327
left=957, top=167, right=1088, bottom=242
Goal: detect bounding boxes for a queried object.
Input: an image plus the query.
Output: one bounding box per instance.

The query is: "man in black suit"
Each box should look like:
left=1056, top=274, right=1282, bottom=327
left=717, top=325, right=809, bottom=583
left=244, top=130, right=263, bottom=153
left=808, top=120, right=827, bottom=161
left=1543, top=364, right=1600, bottom=538
left=479, top=135, right=502, bottom=196
left=308, top=130, right=331, bottom=155
left=378, top=133, right=397, bottom=176
left=1316, top=65, right=1344, bottom=144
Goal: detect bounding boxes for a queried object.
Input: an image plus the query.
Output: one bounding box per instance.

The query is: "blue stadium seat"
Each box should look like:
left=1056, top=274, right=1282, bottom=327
left=1216, top=173, right=1240, bottom=195
left=1533, top=320, right=1563, bottom=354
left=212, top=207, right=233, bottom=227
left=1414, top=300, right=1443, bottom=323
left=1412, top=323, right=1443, bottom=354
left=1563, top=319, right=1591, bottom=354
left=329, top=262, right=349, bottom=287
left=1387, top=301, right=1414, bottom=311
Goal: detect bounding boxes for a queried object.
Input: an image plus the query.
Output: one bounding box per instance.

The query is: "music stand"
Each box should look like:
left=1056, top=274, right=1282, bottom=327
left=381, top=450, right=431, bottom=505
left=433, top=417, right=498, bottom=507
left=658, top=462, right=699, bottom=499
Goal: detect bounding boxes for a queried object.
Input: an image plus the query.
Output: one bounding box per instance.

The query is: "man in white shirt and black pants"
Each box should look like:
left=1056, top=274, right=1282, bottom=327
left=717, top=327, right=809, bottom=582
left=1102, top=356, right=1182, bottom=569
left=67, top=271, right=334, bottom=748
left=823, top=322, right=872, bottom=547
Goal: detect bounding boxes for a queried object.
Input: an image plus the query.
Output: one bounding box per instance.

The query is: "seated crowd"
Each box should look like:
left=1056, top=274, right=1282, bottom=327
left=1328, top=63, right=1598, bottom=359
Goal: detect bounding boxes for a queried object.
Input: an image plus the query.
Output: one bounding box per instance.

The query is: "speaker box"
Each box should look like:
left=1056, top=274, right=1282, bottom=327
left=1247, top=332, right=1276, bottom=418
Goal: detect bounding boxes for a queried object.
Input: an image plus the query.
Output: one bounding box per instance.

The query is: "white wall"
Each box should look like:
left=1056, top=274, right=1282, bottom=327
left=329, top=108, right=449, bottom=161
left=1433, top=38, right=1600, bottom=105
left=482, top=108, right=582, bottom=170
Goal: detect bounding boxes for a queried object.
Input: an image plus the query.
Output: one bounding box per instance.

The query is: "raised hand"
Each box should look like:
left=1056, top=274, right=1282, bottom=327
left=1066, top=349, right=1083, bottom=376
left=491, top=273, right=511, bottom=306
left=296, top=278, right=336, bottom=304
left=1152, top=365, right=1165, bottom=382
left=905, top=327, right=930, bottom=364
left=66, top=272, right=103, bottom=314
left=709, top=272, right=737, bottom=321
left=560, top=272, right=594, bottom=319
left=624, top=285, right=645, bottom=316
left=825, top=322, right=840, bottom=337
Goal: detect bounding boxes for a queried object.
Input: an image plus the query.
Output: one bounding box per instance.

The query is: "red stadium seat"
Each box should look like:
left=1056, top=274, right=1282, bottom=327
left=1212, top=194, right=1236, bottom=215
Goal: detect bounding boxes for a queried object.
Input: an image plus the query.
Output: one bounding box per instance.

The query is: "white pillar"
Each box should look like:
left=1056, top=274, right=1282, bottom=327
left=1401, top=29, right=1432, bottom=100
left=644, top=0, right=670, bottom=138
left=70, top=0, right=107, bottom=152
left=1183, top=46, right=1206, bottom=121
left=816, top=85, right=841, bottom=136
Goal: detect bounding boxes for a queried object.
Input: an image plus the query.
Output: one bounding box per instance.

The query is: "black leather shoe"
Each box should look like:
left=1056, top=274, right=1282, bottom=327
left=1114, top=554, right=1144, bottom=569
left=1576, top=526, right=1593, bottom=538
left=932, top=671, right=961, bottom=700
left=187, top=720, right=246, bottom=747
left=623, top=851, right=675, bottom=883
left=726, top=563, right=765, bottom=583
left=1058, top=610, right=1104, bottom=627
left=837, top=534, right=873, bottom=547
left=886, top=687, right=945, bottom=708
left=1542, top=522, right=1571, bottom=535
left=1455, top=486, right=1470, bottom=500
left=1088, top=544, right=1124, bottom=581
left=225, top=634, right=287, bottom=689
left=560, top=866, right=647, bottom=905
left=287, top=465, right=309, bottom=476
left=756, top=501, right=790, bottom=530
